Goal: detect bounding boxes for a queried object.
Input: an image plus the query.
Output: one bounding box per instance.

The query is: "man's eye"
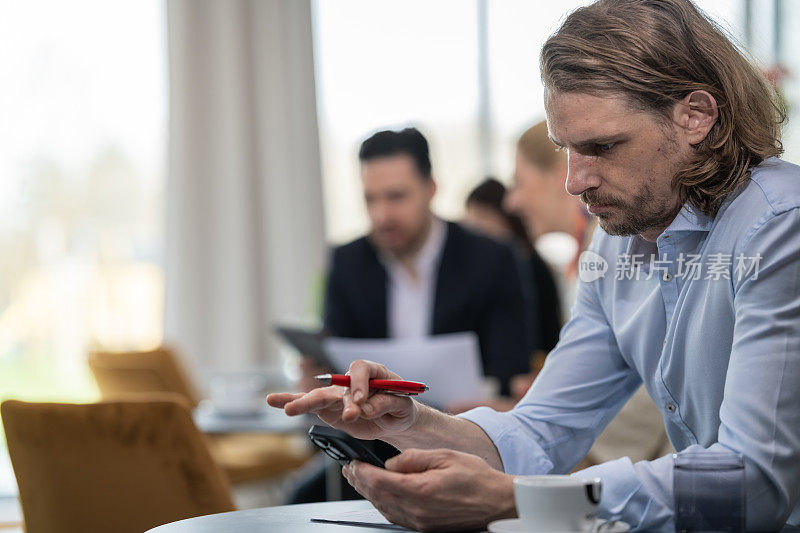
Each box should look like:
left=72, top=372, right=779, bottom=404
left=597, top=143, right=615, bottom=153
left=387, top=192, right=407, bottom=202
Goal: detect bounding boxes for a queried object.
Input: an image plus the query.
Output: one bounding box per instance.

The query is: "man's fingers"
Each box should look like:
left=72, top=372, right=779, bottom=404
left=342, top=463, right=408, bottom=522
left=346, top=360, right=401, bottom=404
left=280, top=386, right=344, bottom=416
left=385, top=448, right=449, bottom=473
left=346, top=460, right=412, bottom=492
left=266, top=392, right=304, bottom=408
left=359, top=392, right=411, bottom=419
left=344, top=460, right=438, bottom=532
left=341, top=389, right=362, bottom=422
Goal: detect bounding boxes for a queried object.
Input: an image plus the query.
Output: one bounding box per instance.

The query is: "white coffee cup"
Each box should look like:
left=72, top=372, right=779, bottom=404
left=513, top=475, right=602, bottom=532
left=208, top=373, right=269, bottom=415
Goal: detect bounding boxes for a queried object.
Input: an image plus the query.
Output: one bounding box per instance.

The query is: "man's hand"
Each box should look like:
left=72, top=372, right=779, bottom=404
left=267, top=360, right=418, bottom=441
left=342, top=449, right=517, bottom=532
left=269, top=359, right=507, bottom=470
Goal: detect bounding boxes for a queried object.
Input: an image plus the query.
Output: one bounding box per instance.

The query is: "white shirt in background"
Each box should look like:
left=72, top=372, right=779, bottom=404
left=380, top=218, right=447, bottom=339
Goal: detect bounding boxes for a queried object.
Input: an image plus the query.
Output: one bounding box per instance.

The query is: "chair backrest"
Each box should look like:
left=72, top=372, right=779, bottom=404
left=88, top=346, right=202, bottom=408
left=1, top=396, right=235, bottom=533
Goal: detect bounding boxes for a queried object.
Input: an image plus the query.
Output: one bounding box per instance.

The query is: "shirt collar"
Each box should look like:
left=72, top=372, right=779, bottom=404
left=413, top=217, right=447, bottom=275
left=663, top=203, right=714, bottom=234
left=379, top=217, right=447, bottom=279
left=624, top=203, right=714, bottom=255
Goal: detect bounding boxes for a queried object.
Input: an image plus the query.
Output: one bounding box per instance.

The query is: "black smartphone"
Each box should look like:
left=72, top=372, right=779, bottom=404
left=308, top=425, right=386, bottom=468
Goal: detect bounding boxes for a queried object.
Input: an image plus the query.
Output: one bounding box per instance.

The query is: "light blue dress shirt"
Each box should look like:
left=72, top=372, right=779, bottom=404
left=460, top=158, right=800, bottom=531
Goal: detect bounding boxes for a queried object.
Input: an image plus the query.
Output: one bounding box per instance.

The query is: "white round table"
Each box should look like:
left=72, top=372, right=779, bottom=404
left=146, top=500, right=416, bottom=532
left=144, top=497, right=800, bottom=533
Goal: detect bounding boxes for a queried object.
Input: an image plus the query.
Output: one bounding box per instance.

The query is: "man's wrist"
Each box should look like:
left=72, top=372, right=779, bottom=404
left=482, top=472, right=518, bottom=527
left=384, top=401, right=440, bottom=450
left=489, top=473, right=518, bottom=522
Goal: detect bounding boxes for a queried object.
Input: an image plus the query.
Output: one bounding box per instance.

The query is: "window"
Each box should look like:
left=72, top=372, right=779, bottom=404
left=0, top=0, right=167, bottom=406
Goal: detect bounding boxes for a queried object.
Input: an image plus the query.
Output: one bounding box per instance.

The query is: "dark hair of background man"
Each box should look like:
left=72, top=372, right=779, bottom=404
left=358, top=127, right=433, bottom=180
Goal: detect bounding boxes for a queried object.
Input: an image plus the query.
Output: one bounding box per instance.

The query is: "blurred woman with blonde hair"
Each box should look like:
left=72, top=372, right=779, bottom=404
left=505, top=120, right=592, bottom=315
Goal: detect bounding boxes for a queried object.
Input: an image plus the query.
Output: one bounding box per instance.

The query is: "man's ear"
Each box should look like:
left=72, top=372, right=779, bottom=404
left=426, top=177, right=437, bottom=200
left=674, top=90, right=718, bottom=145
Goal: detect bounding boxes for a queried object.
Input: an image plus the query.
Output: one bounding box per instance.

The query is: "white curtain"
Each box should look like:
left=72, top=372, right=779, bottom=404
left=165, top=0, right=326, bottom=370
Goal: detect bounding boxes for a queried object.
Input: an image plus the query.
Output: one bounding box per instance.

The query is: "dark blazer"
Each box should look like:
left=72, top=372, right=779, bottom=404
left=518, top=245, right=562, bottom=353
left=323, top=221, right=530, bottom=395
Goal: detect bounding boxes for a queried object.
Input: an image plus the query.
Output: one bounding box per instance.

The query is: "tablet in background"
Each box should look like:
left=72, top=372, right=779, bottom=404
left=274, top=325, right=332, bottom=369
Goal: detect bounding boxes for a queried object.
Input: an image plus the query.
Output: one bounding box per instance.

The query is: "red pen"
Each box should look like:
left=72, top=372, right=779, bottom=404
left=314, top=374, right=428, bottom=396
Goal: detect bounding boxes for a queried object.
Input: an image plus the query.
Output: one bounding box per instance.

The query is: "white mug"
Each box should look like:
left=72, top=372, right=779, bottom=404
left=513, top=475, right=602, bottom=532
left=208, top=373, right=269, bottom=415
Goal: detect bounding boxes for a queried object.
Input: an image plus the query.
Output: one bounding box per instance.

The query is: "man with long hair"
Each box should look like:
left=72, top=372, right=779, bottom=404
left=269, top=1, right=798, bottom=530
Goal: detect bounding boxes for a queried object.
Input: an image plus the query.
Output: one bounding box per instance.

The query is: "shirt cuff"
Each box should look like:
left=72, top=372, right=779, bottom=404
left=575, top=455, right=674, bottom=532
left=457, top=406, right=554, bottom=475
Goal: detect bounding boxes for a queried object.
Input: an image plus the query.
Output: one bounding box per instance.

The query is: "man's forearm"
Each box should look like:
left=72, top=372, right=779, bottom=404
left=384, top=402, right=506, bottom=471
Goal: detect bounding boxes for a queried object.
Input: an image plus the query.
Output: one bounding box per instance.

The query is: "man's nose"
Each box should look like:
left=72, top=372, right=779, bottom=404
left=370, top=200, right=391, bottom=225
left=565, top=152, right=601, bottom=197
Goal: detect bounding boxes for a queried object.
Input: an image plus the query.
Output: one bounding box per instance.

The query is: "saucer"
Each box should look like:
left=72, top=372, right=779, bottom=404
left=487, top=517, right=629, bottom=533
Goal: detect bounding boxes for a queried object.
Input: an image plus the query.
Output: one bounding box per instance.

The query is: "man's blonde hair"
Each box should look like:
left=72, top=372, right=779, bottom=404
left=540, top=0, right=785, bottom=216
left=517, top=120, right=565, bottom=172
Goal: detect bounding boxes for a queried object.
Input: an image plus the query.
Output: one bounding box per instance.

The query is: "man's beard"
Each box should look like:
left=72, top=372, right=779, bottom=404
left=581, top=184, right=681, bottom=237
left=374, top=215, right=432, bottom=259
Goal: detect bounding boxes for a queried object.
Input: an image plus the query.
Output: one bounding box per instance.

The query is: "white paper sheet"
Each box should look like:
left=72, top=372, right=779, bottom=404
left=310, top=507, right=411, bottom=530
left=322, top=332, right=484, bottom=409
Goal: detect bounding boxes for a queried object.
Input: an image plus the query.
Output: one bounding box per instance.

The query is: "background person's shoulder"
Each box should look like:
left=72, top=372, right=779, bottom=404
left=330, top=234, right=375, bottom=264
left=448, top=221, right=515, bottom=262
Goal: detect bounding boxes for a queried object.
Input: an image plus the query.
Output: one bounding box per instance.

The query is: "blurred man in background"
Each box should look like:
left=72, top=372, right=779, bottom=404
left=303, top=127, right=530, bottom=395
left=293, top=127, right=530, bottom=502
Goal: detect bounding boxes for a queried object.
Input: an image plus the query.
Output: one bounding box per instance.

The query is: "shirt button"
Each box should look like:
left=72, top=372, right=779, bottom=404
left=665, top=402, right=677, bottom=413
left=663, top=272, right=673, bottom=281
